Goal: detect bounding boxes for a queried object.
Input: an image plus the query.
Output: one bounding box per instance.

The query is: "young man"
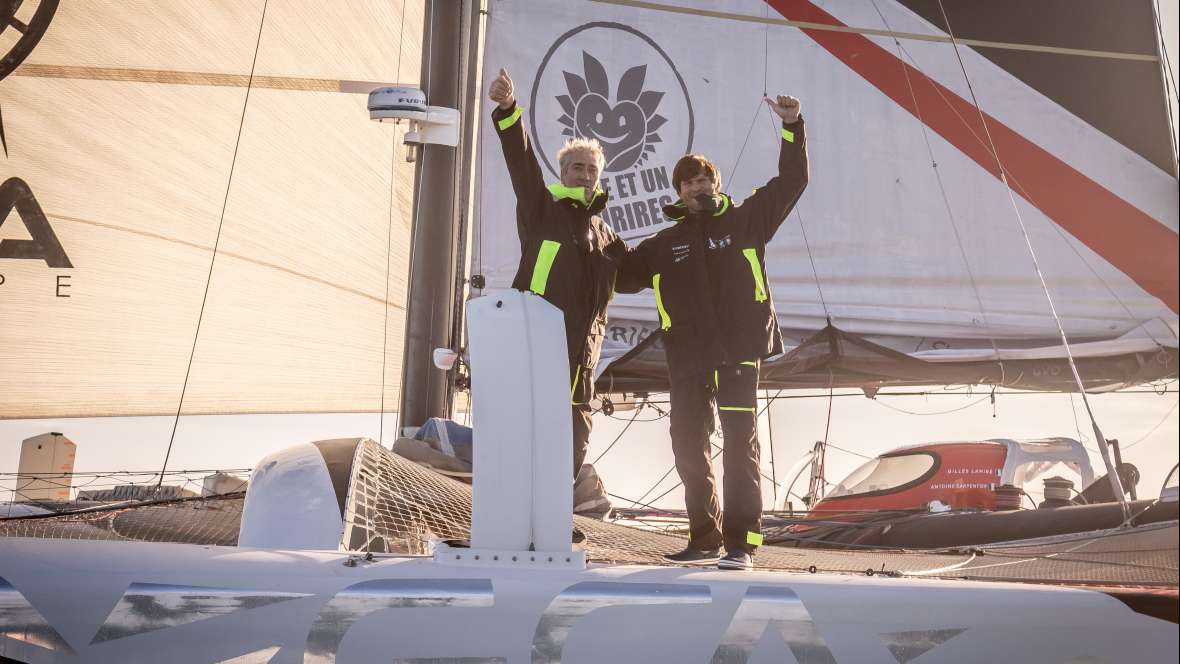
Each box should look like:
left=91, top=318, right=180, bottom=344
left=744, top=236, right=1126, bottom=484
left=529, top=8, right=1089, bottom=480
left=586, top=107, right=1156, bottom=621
left=617, top=95, right=809, bottom=569
left=489, top=68, right=628, bottom=479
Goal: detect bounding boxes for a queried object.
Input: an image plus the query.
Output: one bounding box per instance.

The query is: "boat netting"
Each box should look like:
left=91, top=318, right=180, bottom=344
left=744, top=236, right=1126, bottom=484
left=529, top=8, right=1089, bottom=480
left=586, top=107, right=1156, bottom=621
left=2, top=440, right=1176, bottom=588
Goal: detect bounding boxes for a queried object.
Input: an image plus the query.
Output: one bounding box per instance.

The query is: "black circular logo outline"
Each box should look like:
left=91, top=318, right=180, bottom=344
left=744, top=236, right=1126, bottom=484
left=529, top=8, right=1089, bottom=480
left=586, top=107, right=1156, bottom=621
left=1, top=0, right=60, bottom=82
left=529, top=21, right=694, bottom=179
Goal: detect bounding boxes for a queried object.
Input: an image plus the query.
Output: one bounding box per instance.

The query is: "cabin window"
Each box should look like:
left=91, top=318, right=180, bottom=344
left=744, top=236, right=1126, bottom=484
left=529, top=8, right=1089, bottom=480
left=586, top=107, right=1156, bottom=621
left=826, top=453, right=936, bottom=499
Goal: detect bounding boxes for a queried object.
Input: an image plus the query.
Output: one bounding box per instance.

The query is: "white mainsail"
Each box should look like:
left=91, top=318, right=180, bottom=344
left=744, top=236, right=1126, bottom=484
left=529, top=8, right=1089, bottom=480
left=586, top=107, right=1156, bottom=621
left=1, top=0, right=425, bottom=418
left=475, top=0, right=1179, bottom=384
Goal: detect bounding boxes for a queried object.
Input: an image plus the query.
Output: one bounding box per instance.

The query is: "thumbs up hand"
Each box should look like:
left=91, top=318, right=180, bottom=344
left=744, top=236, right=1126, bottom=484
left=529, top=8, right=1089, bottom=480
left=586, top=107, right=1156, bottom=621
left=490, top=68, right=515, bottom=110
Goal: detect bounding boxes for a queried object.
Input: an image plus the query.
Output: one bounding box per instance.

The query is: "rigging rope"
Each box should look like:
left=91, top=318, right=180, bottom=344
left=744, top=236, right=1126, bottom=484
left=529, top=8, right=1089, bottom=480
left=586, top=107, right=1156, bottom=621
left=379, top=130, right=400, bottom=446
left=863, top=15, right=1168, bottom=351
left=158, top=0, right=271, bottom=486
left=793, top=205, right=830, bottom=319
left=867, top=0, right=1007, bottom=385
left=822, top=441, right=872, bottom=461
left=809, top=385, right=834, bottom=504
left=872, top=393, right=990, bottom=417
left=767, top=389, right=780, bottom=507
left=934, top=0, right=1131, bottom=521
left=379, top=0, right=413, bottom=445
left=724, top=97, right=771, bottom=192
left=1122, top=399, right=1179, bottom=450
left=396, top=0, right=409, bottom=83
left=1151, top=0, right=1179, bottom=166
left=592, top=403, right=644, bottom=464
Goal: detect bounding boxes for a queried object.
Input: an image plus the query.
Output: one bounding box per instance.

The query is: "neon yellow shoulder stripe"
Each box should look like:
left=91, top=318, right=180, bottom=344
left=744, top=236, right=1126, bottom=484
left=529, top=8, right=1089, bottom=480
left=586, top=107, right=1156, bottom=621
left=530, top=240, right=561, bottom=295
left=547, top=182, right=586, bottom=203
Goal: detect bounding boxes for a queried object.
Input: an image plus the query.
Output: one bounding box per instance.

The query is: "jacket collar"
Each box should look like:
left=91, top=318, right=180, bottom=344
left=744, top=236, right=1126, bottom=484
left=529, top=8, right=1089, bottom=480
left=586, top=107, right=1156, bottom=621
left=662, top=193, right=732, bottom=222
left=548, top=183, right=609, bottom=215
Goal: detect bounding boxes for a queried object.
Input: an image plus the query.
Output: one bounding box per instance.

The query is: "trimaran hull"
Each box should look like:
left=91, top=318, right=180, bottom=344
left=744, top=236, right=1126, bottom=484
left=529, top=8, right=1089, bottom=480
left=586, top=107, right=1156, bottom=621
left=2, top=536, right=1176, bottom=663
left=2, top=291, right=1177, bottom=663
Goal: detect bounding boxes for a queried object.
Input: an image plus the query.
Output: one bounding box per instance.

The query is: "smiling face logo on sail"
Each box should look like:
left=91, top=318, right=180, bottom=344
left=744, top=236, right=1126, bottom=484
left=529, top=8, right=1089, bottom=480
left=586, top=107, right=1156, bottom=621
left=530, top=22, right=693, bottom=240
left=557, top=52, right=665, bottom=173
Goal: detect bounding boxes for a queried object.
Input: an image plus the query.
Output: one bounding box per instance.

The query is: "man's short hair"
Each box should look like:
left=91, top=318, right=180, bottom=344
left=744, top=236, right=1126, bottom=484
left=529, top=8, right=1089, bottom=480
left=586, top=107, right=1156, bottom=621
left=557, top=137, right=606, bottom=174
left=672, top=154, right=720, bottom=192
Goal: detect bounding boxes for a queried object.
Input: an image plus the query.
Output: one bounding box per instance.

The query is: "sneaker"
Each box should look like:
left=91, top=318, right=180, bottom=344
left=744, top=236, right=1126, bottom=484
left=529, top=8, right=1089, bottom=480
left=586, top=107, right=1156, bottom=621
left=717, top=551, right=753, bottom=571
left=663, top=546, right=722, bottom=565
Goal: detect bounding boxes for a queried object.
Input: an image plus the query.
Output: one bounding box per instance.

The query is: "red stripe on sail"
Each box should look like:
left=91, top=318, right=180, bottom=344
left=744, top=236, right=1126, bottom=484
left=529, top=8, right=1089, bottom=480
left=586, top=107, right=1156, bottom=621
left=767, top=0, right=1179, bottom=313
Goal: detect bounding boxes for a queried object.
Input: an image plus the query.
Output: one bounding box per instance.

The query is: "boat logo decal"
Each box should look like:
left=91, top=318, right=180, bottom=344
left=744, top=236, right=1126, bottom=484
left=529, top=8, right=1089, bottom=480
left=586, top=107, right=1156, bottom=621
left=0, top=574, right=76, bottom=655
left=305, top=578, right=495, bottom=663
left=712, top=585, right=836, bottom=663
left=1, top=177, right=72, bottom=272
left=529, top=22, right=694, bottom=241
left=879, top=628, right=968, bottom=663
left=90, top=582, right=312, bottom=644
left=532, top=581, right=711, bottom=663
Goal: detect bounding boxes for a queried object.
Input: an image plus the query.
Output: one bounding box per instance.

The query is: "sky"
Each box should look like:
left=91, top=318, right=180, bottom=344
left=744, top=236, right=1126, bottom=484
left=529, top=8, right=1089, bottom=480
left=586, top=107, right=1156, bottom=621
left=2, top=1, right=1179, bottom=509
left=2, top=381, right=1176, bottom=509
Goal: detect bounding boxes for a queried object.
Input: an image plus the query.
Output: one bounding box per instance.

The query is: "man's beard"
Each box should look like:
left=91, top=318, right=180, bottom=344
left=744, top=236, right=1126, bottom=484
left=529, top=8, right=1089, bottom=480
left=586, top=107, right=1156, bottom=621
left=694, top=193, right=719, bottom=214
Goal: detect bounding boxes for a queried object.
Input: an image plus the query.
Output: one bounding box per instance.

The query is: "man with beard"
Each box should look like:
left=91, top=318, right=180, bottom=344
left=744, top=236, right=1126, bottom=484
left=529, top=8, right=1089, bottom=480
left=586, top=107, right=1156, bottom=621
left=489, top=67, right=628, bottom=486
left=617, top=94, right=809, bottom=569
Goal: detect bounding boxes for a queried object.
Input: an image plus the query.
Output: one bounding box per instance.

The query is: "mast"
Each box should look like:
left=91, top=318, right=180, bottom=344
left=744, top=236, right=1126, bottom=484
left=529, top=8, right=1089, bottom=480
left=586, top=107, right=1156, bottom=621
left=398, top=0, right=471, bottom=435
left=449, top=0, right=486, bottom=402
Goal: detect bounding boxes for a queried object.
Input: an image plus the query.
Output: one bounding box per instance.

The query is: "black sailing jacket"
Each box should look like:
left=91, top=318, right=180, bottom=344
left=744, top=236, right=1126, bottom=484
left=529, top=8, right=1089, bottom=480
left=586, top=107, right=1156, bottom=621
left=492, top=102, right=629, bottom=372
left=617, top=118, right=809, bottom=379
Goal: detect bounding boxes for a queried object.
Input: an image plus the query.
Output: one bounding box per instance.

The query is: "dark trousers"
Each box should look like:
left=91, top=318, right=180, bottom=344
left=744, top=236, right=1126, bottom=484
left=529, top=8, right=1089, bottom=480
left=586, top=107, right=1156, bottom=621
left=571, top=363, right=594, bottom=479
left=669, top=361, right=761, bottom=554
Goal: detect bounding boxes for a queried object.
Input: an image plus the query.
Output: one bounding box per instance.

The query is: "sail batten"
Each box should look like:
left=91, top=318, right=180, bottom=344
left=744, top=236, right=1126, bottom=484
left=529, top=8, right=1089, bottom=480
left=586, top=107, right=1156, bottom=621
left=13, top=64, right=412, bottom=94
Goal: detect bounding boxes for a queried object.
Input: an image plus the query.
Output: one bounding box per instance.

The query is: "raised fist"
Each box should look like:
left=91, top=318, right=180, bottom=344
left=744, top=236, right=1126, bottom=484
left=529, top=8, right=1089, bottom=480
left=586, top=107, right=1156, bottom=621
left=764, top=95, right=801, bottom=123
left=489, top=67, right=515, bottom=110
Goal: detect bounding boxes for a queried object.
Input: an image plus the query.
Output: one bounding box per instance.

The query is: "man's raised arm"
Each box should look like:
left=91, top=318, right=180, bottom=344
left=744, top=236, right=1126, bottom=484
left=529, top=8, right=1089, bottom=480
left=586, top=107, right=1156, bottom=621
left=614, top=239, right=653, bottom=295
left=743, top=94, right=810, bottom=244
left=489, top=68, right=547, bottom=227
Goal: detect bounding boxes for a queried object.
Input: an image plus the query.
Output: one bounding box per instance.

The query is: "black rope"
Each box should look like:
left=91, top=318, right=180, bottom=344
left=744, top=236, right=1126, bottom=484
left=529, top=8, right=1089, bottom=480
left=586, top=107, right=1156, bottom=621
left=767, top=389, right=780, bottom=507
left=158, top=0, right=270, bottom=485
left=1151, top=0, right=1178, bottom=163
left=723, top=96, right=768, bottom=191
left=396, top=0, right=409, bottom=82
left=379, top=132, right=399, bottom=446
left=592, top=403, right=644, bottom=464
left=866, top=8, right=1164, bottom=351
left=867, top=0, right=1006, bottom=382
left=793, top=205, right=829, bottom=318
left=377, top=0, right=415, bottom=445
